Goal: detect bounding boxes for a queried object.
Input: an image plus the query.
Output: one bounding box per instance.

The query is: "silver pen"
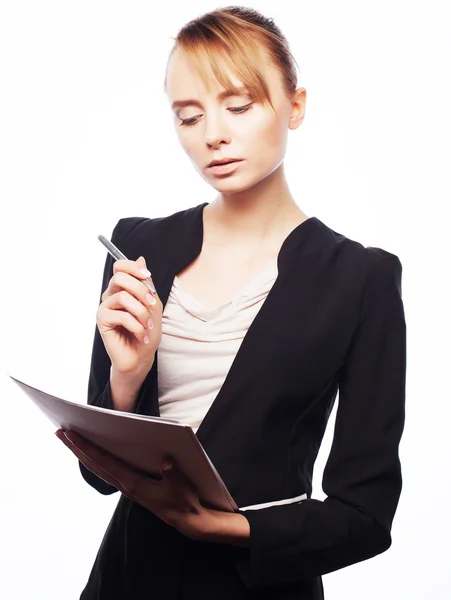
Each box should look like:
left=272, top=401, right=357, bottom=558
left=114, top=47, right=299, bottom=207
left=98, top=235, right=157, bottom=295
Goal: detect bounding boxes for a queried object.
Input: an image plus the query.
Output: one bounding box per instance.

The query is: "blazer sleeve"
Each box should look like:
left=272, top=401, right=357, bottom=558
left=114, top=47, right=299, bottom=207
left=79, top=217, right=150, bottom=494
left=233, top=247, right=407, bottom=589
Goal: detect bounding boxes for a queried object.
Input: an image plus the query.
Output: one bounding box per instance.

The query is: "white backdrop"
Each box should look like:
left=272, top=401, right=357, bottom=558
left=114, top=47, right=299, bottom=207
left=1, top=1, right=450, bottom=598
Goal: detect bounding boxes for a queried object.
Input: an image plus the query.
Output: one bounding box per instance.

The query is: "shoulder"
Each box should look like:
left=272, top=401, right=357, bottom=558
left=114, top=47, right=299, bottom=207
left=110, top=203, right=207, bottom=254
left=363, top=246, right=403, bottom=300
left=341, top=236, right=404, bottom=320
left=316, top=223, right=405, bottom=351
left=319, top=218, right=402, bottom=286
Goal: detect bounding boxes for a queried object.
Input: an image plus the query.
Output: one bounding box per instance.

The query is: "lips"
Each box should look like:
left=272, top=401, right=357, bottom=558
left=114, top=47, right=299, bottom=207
left=207, top=160, right=243, bottom=175
left=207, top=159, right=242, bottom=168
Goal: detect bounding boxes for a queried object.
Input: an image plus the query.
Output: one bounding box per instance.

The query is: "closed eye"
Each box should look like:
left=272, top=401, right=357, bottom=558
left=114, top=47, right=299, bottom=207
left=179, top=103, right=253, bottom=127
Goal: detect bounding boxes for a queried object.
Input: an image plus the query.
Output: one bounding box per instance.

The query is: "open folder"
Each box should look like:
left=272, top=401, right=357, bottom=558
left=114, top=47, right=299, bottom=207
left=9, top=374, right=238, bottom=513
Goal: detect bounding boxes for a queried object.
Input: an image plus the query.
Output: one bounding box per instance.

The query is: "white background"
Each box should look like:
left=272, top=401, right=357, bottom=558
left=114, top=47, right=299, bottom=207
left=1, top=1, right=450, bottom=598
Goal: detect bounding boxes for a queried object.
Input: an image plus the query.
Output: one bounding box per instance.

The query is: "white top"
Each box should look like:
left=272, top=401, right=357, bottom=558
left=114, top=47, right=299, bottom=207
left=157, top=259, right=279, bottom=433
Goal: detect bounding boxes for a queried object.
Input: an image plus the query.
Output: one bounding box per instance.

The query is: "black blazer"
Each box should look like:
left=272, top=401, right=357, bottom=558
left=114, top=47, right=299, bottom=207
left=79, top=202, right=406, bottom=600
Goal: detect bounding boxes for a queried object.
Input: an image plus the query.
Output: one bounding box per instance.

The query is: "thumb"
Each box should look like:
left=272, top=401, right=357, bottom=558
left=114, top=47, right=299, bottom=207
left=136, top=255, right=147, bottom=268
left=161, top=460, right=195, bottom=491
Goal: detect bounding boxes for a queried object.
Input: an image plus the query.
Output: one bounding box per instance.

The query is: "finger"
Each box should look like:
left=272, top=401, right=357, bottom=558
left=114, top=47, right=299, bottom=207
left=102, top=265, right=158, bottom=306
left=57, top=430, right=103, bottom=467
left=161, top=459, right=197, bottom=493
left=56, top=431, right=155, bottom=511
left=112, top=259, right=151, bottom=279
left=78, top=453, right=153, bottom=512
left=59, top=430, right=116, bottom=476
left=104, top=288, right=156, bottom=330
left=56, top=431, right=126, bottom=490
left=111, top=262, right=157, bottom=300
left=55, top=428, right=80, bottom=450
left=62, top=429, right=99, bottom=452
left=111, top=271, right=158, bottom=306
left=101, top=274, right=157, bottom=319
left=63, top=431, right=150, bottom=497
left=97, top=304, right=150, bottom=344
left=136, top=255, right=147, bottom=270
left=76, top=452, right=122, bottom=489
left=63, top=430, right=118, bottom=466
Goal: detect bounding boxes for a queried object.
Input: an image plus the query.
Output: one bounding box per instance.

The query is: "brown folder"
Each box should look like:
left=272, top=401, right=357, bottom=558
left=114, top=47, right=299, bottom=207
left=9, top=374, right=238, bottom=513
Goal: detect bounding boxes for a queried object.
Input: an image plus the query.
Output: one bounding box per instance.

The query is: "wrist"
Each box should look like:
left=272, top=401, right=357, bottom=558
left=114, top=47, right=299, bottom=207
left=110, top=364, right=151, bottom=386
left=198, top=509, right=250, bottom=547
left=109, top=366, right=150, bottom=412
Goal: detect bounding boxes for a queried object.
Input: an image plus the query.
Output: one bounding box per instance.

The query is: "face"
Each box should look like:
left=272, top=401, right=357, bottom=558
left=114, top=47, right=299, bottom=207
left=165, top=46, right=306, bottom=193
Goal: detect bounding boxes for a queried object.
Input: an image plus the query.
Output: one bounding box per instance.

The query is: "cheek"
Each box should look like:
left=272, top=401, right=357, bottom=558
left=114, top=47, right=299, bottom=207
left=247, top=117, right=287, bottom=164
left=173, top=121, right=195, bottom=154
left=177, top=129, right=207, bottom=164
left=176, top=131, right=192, bottom=156
left=250, top=112, right=285, bottom=146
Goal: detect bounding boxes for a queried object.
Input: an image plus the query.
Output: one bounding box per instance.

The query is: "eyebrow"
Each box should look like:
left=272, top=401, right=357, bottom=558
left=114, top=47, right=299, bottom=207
left=171, top=86, right=251, bottom=112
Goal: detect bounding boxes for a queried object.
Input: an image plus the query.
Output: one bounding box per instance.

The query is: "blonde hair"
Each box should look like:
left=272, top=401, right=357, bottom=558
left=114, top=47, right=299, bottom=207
left=164, top=6, right=300, bottom=112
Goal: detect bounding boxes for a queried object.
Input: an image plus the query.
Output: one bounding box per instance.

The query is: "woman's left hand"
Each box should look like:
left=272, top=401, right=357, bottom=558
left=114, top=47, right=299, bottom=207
left=55, top=428, right=224, bottom=542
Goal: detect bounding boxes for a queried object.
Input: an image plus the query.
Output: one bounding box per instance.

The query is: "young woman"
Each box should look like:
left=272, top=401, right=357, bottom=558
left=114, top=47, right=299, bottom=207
left=56, top=6, right=407, bottom=599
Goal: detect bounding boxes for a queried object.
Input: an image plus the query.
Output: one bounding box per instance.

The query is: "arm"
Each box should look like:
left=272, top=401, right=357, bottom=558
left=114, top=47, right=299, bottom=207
left=79, top=217, right=151, bottom=494
left=232, top=247, right=407, bottom=589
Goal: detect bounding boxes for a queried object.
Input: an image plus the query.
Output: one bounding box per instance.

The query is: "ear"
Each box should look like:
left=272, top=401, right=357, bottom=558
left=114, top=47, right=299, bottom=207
left=289, top=87, right=306, bottom=130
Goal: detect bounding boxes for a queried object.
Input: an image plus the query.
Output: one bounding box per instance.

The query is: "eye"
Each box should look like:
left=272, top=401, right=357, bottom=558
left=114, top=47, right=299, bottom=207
left=229, top=103, right=253, bottom=115
left=179, top=103, right=254, bottom=127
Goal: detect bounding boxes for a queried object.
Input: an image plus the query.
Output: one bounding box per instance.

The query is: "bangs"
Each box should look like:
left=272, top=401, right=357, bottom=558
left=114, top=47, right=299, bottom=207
left=167, top=25, right=276, bottom=111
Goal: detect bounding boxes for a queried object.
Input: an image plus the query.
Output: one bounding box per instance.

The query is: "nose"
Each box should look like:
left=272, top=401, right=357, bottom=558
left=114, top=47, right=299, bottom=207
left=204, top=111, right=231, bottom=148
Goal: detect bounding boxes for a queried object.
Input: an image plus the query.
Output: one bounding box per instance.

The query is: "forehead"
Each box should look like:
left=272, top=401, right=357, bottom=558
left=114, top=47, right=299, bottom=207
left=165, top=46, right=281, bottom=103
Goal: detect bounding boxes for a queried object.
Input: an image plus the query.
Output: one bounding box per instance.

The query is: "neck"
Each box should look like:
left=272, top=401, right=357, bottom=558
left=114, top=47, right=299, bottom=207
left=206, top=163, right=308, bottom=244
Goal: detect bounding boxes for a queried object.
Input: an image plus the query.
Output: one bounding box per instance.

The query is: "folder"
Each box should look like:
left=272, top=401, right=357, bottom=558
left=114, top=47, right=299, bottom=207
left=9, top=374, right=238, bottom=513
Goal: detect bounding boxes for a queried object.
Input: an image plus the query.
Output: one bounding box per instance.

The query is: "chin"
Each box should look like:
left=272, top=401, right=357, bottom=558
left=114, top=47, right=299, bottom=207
left=206, top=171, right=264, bottom=193
left=209, top=180, right=254, bottom=194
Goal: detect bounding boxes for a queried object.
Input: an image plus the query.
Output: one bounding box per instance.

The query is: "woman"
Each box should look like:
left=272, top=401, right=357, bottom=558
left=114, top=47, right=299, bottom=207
left=56, top=6, right=407, bottom=599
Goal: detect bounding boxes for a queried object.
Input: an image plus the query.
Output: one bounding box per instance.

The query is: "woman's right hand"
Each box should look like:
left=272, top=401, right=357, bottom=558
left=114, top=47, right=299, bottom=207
left=96, top=255, right=162, bottom=377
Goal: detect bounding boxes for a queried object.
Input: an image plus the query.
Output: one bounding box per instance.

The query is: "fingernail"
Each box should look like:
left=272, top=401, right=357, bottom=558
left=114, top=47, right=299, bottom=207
left=140, top=268, right=151, bottom=277
left=146, top=293, right=156, bottom=305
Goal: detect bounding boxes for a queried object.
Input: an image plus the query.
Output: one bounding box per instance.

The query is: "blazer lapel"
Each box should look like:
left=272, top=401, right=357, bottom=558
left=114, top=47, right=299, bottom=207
left=195, top=216, right=324, bottom=447
left=140, top=202, right=326, bottom=449
left=138, top=203, right=207, bottom=418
